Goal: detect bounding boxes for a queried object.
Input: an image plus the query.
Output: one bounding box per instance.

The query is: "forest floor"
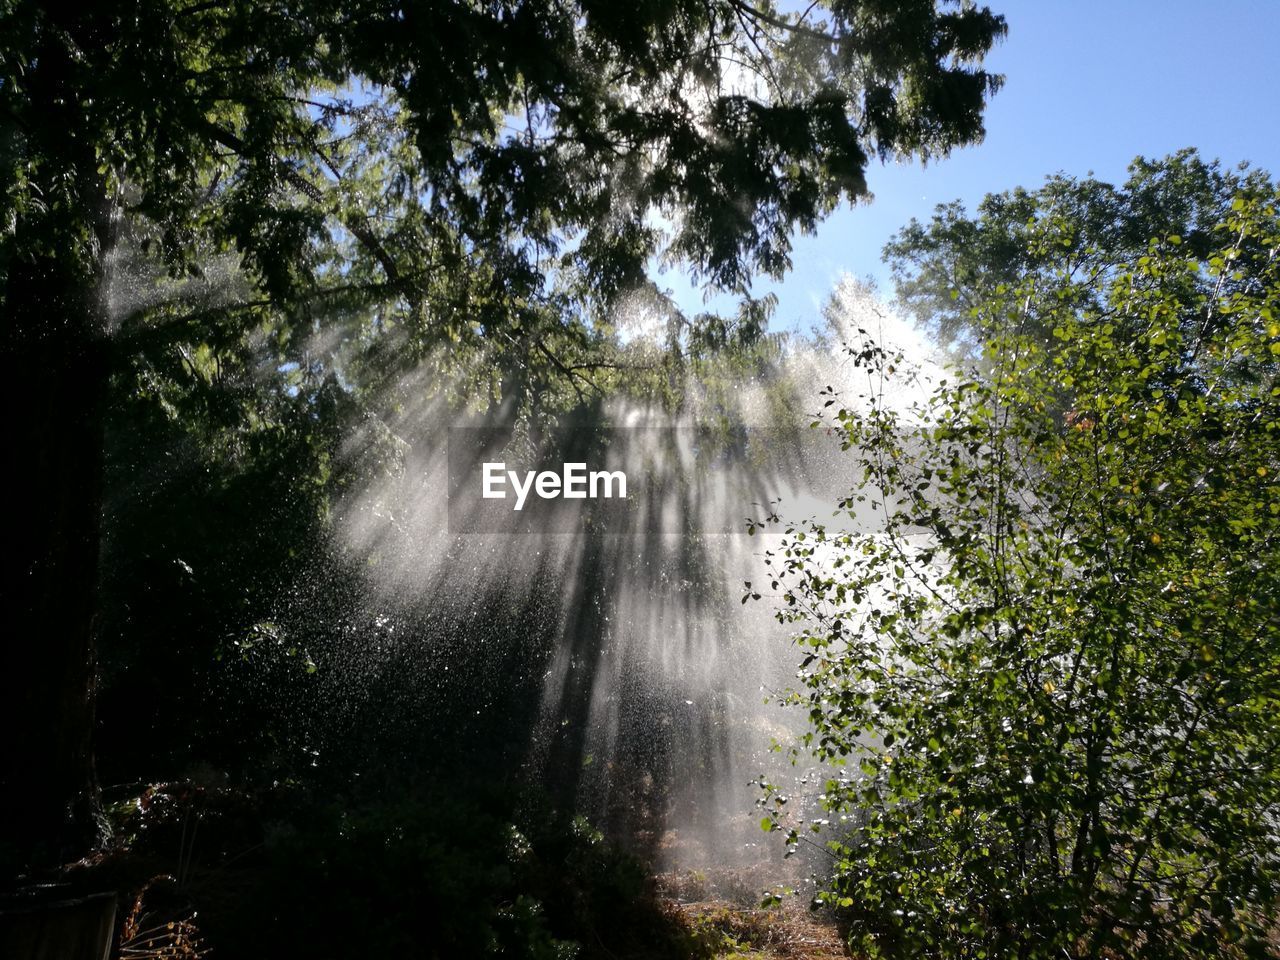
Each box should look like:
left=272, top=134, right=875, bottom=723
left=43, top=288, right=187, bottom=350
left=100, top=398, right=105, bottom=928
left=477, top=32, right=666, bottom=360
left=657, top=868, right=851, bottom=960
left=30, top=783, right=856, bottom=960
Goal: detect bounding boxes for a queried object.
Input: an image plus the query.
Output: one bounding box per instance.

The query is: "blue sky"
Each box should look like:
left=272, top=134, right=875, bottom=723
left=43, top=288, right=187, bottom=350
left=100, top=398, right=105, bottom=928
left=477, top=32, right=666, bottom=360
left=663, top=1, right=1280, bottom=331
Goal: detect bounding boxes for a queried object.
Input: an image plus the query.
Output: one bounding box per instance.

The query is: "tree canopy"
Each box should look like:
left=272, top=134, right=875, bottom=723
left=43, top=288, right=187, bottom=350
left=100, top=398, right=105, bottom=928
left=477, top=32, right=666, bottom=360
left=755, top=171, right=1280, bottom=958
left=3, top=0, right=1007, bottom=321
left=884, top=149, right=1276, bottom=355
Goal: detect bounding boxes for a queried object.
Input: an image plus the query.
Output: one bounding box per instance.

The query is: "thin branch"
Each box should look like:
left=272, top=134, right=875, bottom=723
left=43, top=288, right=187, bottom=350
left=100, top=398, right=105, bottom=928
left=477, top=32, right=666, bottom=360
left=726, top=0, right=836, bottom=43
left=201, top=121, right=404, bottom=288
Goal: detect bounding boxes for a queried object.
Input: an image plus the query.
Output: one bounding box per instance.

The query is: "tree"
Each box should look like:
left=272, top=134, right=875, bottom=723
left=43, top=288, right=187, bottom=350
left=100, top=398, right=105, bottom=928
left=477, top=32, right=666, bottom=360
left=883, top=148, right=1276, bottom=355
left=753, top=188, right=1280, bottom=957
left=1, top=0, right=1006, bottom=869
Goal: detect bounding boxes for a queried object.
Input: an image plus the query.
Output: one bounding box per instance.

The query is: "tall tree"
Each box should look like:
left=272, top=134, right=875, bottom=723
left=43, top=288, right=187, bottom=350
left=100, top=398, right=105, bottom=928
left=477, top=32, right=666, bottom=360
left=755, top=184, right=1280, bottom=958
left=884, top=149, right=1276, bottom=355
left=0, top=0, right=1005, bottom=870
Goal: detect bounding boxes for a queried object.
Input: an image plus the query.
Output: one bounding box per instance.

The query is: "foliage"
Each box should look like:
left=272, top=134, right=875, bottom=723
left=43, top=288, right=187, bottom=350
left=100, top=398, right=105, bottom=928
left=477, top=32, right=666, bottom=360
left=2, top=0, right=1009, bottom=390
left=884, top=149, right=1277, bottom=355
left=753, top=188, right=1280, bottom=957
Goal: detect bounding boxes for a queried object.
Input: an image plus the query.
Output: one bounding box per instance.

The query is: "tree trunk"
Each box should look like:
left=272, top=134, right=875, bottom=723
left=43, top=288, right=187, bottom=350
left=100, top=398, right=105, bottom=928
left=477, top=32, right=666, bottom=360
left=0, top=253, right=111, bottom=875
left=0, top=26, right=113, bottom=875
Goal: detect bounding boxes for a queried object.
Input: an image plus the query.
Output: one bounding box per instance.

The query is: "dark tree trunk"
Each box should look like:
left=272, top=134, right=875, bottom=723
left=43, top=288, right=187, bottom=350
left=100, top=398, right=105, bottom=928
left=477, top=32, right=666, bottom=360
left=0, top=253, right=111, bottom=875
left=0, top=26, right=113, bottom=876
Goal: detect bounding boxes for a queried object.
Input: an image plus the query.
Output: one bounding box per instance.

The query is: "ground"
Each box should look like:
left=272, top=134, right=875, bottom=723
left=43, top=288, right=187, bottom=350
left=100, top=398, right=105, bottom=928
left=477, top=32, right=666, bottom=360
left=658, top=869, right=851, bottom=960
